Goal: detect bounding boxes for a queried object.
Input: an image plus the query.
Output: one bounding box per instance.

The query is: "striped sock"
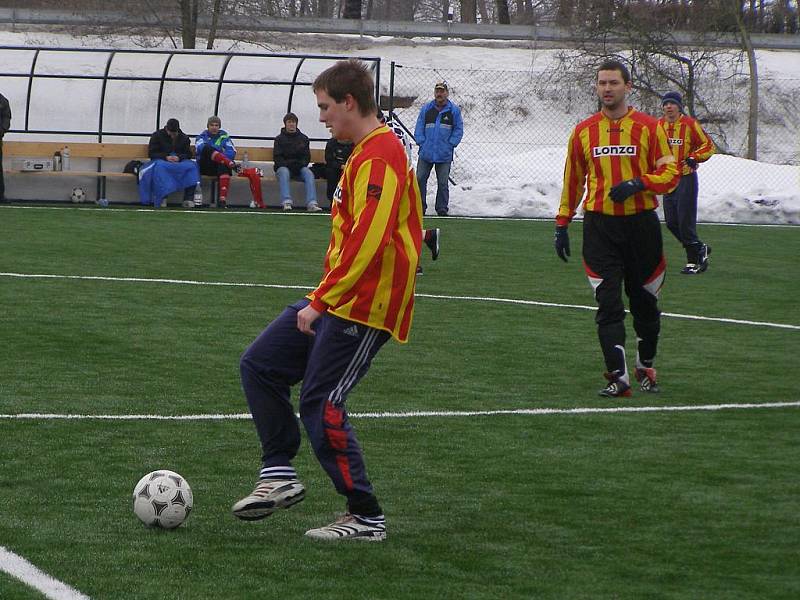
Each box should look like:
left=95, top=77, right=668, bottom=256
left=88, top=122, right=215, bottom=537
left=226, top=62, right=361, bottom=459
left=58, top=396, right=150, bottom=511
left=259, top=466, right=298, bottom=480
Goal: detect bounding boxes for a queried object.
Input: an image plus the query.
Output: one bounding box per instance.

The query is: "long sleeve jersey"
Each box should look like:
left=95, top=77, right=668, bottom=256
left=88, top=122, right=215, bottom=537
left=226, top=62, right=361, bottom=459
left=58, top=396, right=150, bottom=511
left=657, top=115, right=716, bottom=176
left=557, top=108, right=679, bottom=227
left=307, top=125, right=423, bottom=343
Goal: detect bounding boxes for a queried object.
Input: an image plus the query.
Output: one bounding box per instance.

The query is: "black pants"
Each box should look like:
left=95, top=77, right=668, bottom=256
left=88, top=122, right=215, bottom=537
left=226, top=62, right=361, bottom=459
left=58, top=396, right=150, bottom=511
left=582, top=210, right=664, bottom=375
left=663, top=171, right=703, bottom=263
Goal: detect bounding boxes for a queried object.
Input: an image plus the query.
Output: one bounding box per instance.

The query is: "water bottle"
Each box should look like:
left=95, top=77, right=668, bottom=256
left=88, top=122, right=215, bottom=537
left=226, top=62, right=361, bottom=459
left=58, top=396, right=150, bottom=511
left=193, top=183, right=203, bottom=208
left=62, top=146, right=71, bottom=170
left=53, top=151, right=62, bottom=171
left=243, top=151, right=250, bottom=169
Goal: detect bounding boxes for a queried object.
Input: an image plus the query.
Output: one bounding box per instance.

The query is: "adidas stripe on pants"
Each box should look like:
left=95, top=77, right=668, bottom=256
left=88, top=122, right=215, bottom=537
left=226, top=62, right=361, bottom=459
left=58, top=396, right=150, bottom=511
left=240, top=298, right=389, bottom=499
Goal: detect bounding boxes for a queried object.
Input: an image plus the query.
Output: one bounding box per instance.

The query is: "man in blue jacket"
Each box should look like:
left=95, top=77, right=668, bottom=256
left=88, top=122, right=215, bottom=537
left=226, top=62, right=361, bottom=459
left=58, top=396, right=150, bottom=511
left=414, top=82, right=463, bottom=216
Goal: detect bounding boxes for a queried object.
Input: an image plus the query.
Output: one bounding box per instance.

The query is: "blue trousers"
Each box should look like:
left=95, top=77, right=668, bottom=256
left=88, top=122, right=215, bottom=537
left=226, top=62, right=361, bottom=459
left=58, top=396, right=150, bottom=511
left=276, top=166, right=317, bottom=206
left=416, top=158, right=451, bottom=215
left=240, top=299, right=389, bottom=500
left=663, top=171, right=702, bottom=261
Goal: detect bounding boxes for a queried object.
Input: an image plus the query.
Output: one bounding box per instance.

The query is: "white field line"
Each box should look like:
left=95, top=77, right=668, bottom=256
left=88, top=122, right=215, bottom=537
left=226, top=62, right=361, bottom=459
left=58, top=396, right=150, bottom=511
left=3, top=204, right=799, bottom=227
left=2, top=401, right=799, bottom=421
left=2, top=271, right=799, bottom=331
left=0, top=546, right=90, bottom=600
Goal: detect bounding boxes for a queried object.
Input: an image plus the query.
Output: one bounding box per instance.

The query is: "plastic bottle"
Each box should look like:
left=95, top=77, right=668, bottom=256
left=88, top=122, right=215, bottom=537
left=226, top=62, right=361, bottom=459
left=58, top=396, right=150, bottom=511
left=62, top=146, right=71, bottom=170
left=53, top=151, right=62, bottom=171
left=193, top=183, right=203, bottom=208
left=243, top=151, right=250, bottom=169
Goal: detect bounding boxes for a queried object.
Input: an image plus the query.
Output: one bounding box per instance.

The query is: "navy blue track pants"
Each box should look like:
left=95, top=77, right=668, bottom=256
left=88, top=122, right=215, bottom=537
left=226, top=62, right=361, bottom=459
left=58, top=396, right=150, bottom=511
left=240, top=299, right=389, bottom=499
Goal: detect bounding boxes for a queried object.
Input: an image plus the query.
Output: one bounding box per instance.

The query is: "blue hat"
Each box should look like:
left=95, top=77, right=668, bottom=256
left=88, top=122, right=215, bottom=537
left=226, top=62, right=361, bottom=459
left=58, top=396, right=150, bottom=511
left=662, top=91, right=683, bottom=112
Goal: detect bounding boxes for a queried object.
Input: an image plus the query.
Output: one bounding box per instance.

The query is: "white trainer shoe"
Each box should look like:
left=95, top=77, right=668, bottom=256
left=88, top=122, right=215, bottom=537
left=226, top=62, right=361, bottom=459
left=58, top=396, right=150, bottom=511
left=305, top=513, right=386, bottom=542
left=282, top=202, right=293, bottom=211
left=307, top=202, right=323, bottom=212
left=231, top=479, right=305, bottom=521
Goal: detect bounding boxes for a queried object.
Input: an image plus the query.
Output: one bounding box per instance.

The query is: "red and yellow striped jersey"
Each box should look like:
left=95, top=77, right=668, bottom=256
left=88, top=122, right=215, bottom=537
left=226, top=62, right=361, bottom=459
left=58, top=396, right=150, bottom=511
left=657, top=114, right=716, bottom=175
left=557, top=108, right=679, bottom=226
left=307, top=125, right=423, bottom=343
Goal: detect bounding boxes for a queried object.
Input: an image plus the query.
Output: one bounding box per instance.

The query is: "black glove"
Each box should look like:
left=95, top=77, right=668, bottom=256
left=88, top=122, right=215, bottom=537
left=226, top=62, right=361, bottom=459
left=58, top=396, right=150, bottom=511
left=685, top=156, right=698, bottom=170
left=609, top=178, right=646, bottom=203
left=554, top=226, right=570, bottom=262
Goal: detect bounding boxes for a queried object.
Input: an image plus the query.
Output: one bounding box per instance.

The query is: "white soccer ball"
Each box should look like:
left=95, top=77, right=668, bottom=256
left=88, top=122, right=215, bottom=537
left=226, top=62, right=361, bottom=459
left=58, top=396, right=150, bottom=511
left=70, top=187, right=86, bottom=203
left=132, top=470, right=193, bottom=529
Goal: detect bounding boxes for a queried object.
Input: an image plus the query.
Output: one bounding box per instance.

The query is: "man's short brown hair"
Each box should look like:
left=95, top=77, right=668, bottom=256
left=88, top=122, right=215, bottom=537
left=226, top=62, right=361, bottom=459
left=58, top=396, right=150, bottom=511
left=597, top=59, right=631, bottom=84
left=312, top=59, right=377, bottom=117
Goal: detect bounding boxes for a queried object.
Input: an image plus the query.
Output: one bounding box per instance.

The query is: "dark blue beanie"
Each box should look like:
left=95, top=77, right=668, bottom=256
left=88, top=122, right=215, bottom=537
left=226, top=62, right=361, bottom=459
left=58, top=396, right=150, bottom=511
left=662, top=91, right=683, bottom=112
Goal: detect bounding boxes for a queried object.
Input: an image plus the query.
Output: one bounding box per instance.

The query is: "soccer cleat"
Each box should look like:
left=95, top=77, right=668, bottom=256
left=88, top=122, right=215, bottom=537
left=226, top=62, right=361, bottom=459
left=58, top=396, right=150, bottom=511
left=598, top=372, right=632, bottom=398
left=634, top=367, right=660, bottom=393
left=231, top=478, right=305, bottom=521
left=681, top=263, right=699, bottom=275
left=305, top=513, right=386, bottom=542
left=425, top=228, right=440, bottom=261
left=282, top=202, right=293, bottom=211
left=307, top=202, right=323, bottom=213
left=697, top=244, right=711, bottom=272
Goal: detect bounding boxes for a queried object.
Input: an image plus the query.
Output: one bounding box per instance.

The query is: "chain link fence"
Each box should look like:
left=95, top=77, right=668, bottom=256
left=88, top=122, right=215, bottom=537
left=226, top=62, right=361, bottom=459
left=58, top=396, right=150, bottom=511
left=388, top=63, right=800, bottom=219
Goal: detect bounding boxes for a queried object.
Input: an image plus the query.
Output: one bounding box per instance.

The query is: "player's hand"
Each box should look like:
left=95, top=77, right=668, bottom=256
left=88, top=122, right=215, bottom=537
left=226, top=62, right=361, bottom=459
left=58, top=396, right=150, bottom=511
left=685, top=156, right=698, bottom=170
left=297, top=304, right=322, bottom=336
left=554, top=226, right=570, bottom=262
left=609, top=178, right=645, bottom=203
left=166, top=155, right=179, bottom=163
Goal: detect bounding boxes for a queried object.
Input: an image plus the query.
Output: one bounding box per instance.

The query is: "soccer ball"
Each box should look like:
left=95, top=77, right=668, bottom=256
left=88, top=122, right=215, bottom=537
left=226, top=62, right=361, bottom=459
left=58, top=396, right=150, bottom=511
left=70, top=187, right=86, bottom=203
left=132, top=470, right=193, bottom=529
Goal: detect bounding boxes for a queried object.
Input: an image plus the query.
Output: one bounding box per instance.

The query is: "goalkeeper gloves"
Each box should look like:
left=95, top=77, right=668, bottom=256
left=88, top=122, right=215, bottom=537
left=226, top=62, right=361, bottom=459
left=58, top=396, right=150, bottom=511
left=685, top=156, right=698, bottom=170
left=609, top=178, right=646, bottom=203
left=554, top=226, right=570, bottom=262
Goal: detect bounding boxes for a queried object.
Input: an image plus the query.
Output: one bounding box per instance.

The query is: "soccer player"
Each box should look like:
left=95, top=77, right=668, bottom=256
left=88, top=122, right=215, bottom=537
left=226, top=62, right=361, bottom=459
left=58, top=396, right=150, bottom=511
left=232, top=59, right=423, bottom=542
left=658, top=91, right=716, bottom=274
left=553, top=59, right=679, bottom=398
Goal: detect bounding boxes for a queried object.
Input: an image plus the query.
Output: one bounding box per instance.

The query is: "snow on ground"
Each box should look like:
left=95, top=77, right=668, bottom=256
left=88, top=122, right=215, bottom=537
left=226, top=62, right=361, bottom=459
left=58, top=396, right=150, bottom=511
left=0, top=29, right=798, bottom=223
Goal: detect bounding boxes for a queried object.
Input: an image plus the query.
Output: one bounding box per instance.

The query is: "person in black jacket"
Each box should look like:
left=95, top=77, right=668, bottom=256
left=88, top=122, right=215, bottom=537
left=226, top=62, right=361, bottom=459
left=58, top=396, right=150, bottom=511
left=273, top=113, right=320, bottom=212
left=0, top=92, right=11, bottom=202
left=323, top=136, right=353, bottom=205
left=144, top=118, right=200, bottom=208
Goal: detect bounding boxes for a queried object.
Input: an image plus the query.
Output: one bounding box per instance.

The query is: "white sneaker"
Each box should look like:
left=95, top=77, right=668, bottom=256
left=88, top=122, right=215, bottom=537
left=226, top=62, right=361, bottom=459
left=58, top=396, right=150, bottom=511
left=231, top=479, right=305, bottom=521
left=282, top=202, right=293, bottom=211
left=307, top=202, right=323, bottom=212
left=305, top=513, right=386, bottom=542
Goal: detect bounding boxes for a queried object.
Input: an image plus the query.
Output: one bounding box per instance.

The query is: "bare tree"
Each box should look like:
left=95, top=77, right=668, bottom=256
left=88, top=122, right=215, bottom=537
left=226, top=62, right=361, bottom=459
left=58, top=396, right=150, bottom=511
left=496, top=0, right=511, bottom=24
left=343, top=0, right=362, bottom=19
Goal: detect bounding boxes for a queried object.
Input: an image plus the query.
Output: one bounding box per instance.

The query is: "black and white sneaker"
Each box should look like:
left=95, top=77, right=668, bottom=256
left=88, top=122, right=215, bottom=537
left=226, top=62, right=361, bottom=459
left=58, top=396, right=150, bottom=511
left=681, top=263, right=699, bottom=275
left=305, top=513, right=386, bottom=542
left=425, top=228, right=440, bottom=261
left=231, top=478, right=305, bottom=521
left=697, top=244, right=711, bottom=272
left=634, top=367, right=660, bottom=393
left=598, top=372, right=632, bottom=398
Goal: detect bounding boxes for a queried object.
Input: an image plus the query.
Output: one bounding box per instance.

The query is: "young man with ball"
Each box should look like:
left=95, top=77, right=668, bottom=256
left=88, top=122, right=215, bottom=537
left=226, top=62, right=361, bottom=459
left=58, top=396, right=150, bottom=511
left=233, top=59, right=423, bottom=542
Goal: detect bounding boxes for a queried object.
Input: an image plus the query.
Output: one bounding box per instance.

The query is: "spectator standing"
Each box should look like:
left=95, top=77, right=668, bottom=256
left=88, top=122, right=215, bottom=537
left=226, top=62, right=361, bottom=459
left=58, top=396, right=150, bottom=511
left=232, top=59, right=422, bottom=542
left=195, top=116, right=265, bottom=209
left=554, top=59, right=679, bottom=398
left=379, top=110, right=439, bottom=272
left=658, top=92, right=716, bottom=274
left=273, top=113, right=321, bottom=212
left=140, top=118, right=199, bottom=208
left=414, top=82, right=463, bottom=216
left=0, top=92, right=11, bottom=202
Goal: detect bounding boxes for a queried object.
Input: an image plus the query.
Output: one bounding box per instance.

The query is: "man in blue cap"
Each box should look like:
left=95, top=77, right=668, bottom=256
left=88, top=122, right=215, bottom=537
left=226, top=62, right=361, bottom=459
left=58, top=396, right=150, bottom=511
left=658, top=91, right=716, bottom=274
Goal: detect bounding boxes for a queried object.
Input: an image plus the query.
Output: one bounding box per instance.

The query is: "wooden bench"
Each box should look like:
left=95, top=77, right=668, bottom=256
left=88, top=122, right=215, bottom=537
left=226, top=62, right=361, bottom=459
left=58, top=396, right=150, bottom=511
left=3, top=141, right=326, bottom=203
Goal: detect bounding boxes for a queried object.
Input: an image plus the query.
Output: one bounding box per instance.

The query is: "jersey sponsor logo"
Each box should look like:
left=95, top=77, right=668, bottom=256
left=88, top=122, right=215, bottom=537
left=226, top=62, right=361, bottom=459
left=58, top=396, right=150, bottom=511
left=668, top=138, right=684, bottom=146
left=366, top=184, right=383, bottom=202
left=592, top=145, right=637, bottom=157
